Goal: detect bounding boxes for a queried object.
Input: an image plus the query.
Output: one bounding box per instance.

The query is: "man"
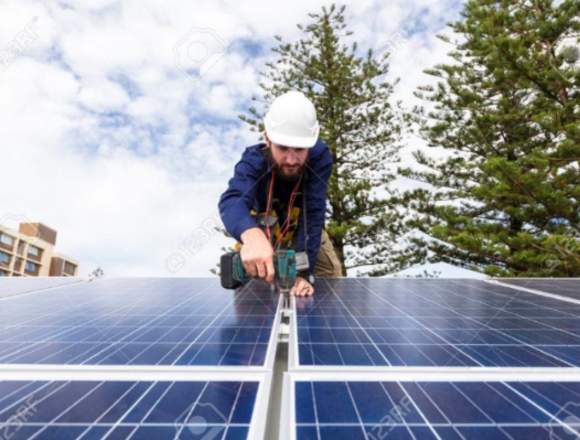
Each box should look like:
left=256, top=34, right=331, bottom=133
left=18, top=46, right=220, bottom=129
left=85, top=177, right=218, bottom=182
left=218, top=91, right=342, bottom=296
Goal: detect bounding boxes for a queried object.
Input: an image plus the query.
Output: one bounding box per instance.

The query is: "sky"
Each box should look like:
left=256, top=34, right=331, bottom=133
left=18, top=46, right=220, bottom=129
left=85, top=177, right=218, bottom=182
left=0, top=0, right=465, bottom=277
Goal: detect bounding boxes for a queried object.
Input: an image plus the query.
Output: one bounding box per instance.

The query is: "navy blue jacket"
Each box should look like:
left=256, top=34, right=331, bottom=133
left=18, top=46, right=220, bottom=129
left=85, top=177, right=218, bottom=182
left=218, top=139, right=333, bottom=275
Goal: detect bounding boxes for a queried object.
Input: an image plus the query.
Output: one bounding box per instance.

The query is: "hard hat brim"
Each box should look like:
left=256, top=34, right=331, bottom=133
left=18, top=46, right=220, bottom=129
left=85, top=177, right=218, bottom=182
left=265, top=124, right=320, bottom=149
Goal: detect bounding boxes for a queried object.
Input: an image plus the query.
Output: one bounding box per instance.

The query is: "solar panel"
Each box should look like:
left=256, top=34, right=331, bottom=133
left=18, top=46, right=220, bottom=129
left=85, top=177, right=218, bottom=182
left=3, top=276, right=579, bottom=440
left=0, top=378, right=263, bottom=440
left=291, top=278, right=580, bottom=368
left=286, top=376, right=580, bottom=440
left=498, top=278, right=580, bottom=301
left=0, top=277, right=82, bottom=299
left=0, top=278, right=280, bottom=368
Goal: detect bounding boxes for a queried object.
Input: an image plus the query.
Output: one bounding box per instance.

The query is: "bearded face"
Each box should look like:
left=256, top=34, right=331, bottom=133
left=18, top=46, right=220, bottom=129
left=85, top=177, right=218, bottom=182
left=265, top=136, right=309, bottom=181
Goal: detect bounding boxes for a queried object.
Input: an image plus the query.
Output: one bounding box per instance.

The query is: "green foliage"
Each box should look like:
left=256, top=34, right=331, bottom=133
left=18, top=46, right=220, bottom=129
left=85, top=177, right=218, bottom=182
left=401, top=0, right=580, bottom=276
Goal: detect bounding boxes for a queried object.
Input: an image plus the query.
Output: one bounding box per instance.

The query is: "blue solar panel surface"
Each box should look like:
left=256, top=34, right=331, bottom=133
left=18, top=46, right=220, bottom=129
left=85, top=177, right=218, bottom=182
left=295, top=380, right=580, bottom=439
left=0, top=379, right=257, bottom=439
left=296, top=279, right=580, bottom=367
left=500, top=279, right=580, bottom=301
left=0, top=278, right=278, bottom=366
left=3, top=276, right=578, bottom=440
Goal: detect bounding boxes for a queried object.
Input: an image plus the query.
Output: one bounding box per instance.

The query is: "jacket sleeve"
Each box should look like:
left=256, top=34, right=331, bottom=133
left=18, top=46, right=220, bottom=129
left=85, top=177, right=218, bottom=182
left=295, top=143, right=333, bottom=274
left=218, top=147, right=265, bottom=242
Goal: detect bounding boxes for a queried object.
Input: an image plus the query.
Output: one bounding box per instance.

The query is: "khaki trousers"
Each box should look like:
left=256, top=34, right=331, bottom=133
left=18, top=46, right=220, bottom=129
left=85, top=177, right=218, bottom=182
left=313, top=229, right=343, bottom=278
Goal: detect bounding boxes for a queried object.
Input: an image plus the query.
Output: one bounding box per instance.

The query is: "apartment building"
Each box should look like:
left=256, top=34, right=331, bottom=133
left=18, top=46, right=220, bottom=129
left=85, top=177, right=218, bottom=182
left=0, top=222, right=79, bottom=277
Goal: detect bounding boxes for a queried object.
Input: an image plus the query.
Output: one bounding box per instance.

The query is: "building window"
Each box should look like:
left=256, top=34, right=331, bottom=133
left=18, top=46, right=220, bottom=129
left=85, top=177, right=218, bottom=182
left=0, top=269, right=7, bottom=276
left=27, top=245, right=40, bottom=257
left=0, top=233, right=14, bottom=247
left=25, top=261, right=39, bottom=273
left=64, top=261, right=76, bottom=275
left=0, top=251, right=10, bottom=265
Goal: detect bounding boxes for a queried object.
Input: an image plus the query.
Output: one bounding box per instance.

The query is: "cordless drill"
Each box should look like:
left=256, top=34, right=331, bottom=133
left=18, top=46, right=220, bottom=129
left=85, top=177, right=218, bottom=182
left=220, top=249, right=309, bottom=300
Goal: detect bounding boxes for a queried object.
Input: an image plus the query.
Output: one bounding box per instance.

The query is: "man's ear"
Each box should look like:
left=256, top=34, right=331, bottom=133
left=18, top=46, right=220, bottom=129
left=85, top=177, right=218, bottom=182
left=263, top=131, right=272, bottom=150
left=261, top=131, right=271, bottom=157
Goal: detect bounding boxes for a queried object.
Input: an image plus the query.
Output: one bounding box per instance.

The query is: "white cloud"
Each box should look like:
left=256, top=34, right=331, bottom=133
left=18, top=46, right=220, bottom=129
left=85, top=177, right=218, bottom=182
left=78, top=78, right=130, bottom=112
left=0, top=0, right=464, bottom=276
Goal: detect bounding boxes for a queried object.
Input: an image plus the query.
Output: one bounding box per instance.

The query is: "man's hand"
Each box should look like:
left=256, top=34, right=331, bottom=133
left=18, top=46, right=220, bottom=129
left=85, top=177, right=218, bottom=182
left=290, top=276, right=314, bottom=297
left=240, top=227, right=275, bottom=284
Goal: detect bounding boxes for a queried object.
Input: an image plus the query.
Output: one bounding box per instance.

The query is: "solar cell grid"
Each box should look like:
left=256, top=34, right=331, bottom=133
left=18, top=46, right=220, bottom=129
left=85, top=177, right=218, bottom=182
left=0, top=379, right=258, bottom=440
left=0, top=278, right=280, bottom=367
left=0, top=278, right=276, bottom=439
left=3, top=276, right=579, bottom=440
left=293, top=379, right=580, bottom=440
left=294, top=278, right=580, bottom=368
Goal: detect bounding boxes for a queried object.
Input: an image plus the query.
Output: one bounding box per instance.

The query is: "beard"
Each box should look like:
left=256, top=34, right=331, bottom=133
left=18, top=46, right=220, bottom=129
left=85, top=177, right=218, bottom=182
left=264, top=146, right=306, bottom=182
left=276, top=163, right=305, bottom=181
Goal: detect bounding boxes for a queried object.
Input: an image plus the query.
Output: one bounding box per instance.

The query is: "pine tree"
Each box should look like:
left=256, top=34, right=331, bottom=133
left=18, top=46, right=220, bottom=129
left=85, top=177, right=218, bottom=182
left=401, top=0, right=580, bottom=276
left=240, top=4, right=404, bottom=276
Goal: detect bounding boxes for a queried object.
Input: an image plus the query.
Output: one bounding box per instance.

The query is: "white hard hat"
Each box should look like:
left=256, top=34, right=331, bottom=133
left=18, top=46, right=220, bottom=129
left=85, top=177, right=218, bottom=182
left=264, top=91, right=320, bottom=148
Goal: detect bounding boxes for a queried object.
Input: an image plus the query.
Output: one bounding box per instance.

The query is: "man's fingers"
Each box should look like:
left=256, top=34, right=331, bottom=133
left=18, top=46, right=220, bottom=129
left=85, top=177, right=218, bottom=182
left=265, top=259, right=275, bottom=284
left=289, top=278, right=314, bottom=297
left=239, top=230, right=274, bottom=282
left=290, top=282, right=299, bottom=296
left=256, top=261, right=266, bottom=280
left=293, top=280, right=309, bottom=297
left=300, top=281, right=313, bottom=297
left=244, top=258, right=275, bottom=283
left=244, top=260, right=256, bottom=278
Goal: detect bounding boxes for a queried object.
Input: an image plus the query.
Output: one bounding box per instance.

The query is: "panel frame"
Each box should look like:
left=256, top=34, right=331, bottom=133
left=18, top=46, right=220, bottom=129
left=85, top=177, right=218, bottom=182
left=0, top=277, right=84, bottom=300
left=489, top=278, right=580, bottom=305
